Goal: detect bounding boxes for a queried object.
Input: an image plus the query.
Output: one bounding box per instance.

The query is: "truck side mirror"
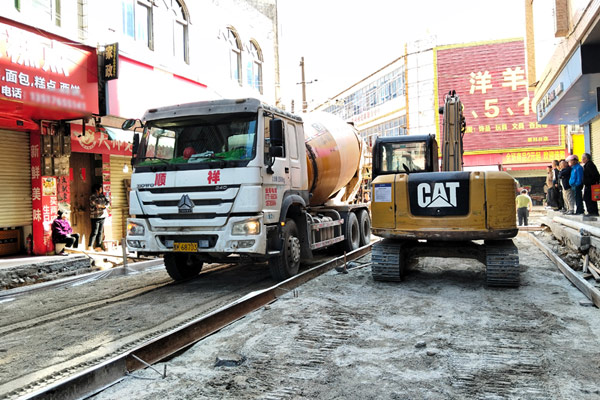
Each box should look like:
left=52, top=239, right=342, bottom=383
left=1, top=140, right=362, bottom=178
left=270, top=119, right=284, bottom=147
left=122, top=119, right=137, bottom=130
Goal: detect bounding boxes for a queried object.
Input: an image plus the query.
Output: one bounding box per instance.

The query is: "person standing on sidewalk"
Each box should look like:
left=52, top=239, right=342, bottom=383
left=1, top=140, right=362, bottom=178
left=568, top=155, right=585, bottom=215
left=559, top=160, right=573, bottom=214
left=582, top=152, right=600, bottom=216
left=88, top=183, right=109, bottom=251
left=516, top=189, right=533, bottom=226
left=553, top=159, right=563, bottom=211
left=545, top=165, right=557, bottom=208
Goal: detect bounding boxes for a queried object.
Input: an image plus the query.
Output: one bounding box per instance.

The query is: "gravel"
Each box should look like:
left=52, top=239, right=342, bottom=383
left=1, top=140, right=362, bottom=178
left=92, top=233, right=600, bottom=400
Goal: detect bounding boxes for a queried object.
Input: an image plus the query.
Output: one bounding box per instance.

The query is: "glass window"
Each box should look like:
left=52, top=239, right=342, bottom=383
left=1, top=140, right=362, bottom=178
left=32, top=0, right=61, bottom=27
left=380, top=142, right=426, bottom=173
left=287, top=123, right=298, bottom=160
left=246, top=40, right=263, bottom=94
left=121, top=0, right=152, bottom=49
left=161, top=0, right=189, bottom=63
left=228, top=28, right=242, bottom=85
left=137, top=114, right=258, bottom=168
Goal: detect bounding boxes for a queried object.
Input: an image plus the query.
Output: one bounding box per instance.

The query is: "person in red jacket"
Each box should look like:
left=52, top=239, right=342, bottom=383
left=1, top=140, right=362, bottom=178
left=51, top=210, right=80, bottom=254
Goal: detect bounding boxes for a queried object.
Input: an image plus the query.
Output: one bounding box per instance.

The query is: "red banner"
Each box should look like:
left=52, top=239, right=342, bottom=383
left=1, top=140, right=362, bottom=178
left=435, top=40, right=562, bottom=166
left=30, top=135, right=59, bottom=255
left=0, top=18, right=98, bottom=123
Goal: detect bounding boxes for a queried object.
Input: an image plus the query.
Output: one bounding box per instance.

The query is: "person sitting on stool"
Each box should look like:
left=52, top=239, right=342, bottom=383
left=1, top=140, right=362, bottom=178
left=51, top=210, right=80, bottom=254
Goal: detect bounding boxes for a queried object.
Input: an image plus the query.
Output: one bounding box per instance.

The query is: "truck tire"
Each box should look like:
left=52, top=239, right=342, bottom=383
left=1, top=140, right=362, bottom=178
left=343, top=212, right=360, bottom=252
left=269, top=219, right=301, bottom=281
left=357, top=209, right=371, bottom=246
left=164, top=253, right=203, bottom=281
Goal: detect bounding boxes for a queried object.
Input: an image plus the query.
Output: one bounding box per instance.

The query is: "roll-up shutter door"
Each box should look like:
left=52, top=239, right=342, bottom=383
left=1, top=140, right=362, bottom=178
left=0, top=130, right=32, bottom=227
left=109, top=155, right=132, bottom=242
left=592, top=119, right=600, bottom=166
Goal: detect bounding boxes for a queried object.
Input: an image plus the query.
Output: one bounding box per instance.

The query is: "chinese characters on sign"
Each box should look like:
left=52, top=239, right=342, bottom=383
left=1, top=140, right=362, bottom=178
left=207, top=170, right=221, bottom=184
left=436, top=40, right=563, bottom=167
left=0, top=22, right=98, bottom=115
left=103, top=43, right=119, bottom=81
left=265, top=187, right=278, bottom=207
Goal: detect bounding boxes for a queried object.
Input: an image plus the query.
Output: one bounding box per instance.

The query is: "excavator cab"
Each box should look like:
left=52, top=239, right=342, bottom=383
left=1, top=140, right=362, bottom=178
left=372, top=135, right=438, bottom=176
left=370, top=92, right=520, bottom=287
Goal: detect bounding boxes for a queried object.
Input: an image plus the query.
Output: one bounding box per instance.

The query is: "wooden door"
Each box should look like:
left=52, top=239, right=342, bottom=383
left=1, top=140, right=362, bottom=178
left=69, top=153, right=94, bottom=246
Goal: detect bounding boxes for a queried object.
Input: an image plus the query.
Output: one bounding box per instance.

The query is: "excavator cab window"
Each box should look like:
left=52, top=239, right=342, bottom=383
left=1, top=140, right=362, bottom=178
left=373, top=135, right=438, bottom=179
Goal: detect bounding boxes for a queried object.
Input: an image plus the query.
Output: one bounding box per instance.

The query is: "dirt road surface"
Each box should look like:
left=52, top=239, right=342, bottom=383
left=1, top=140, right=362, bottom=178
left=92, top=233, right=600, bottom=400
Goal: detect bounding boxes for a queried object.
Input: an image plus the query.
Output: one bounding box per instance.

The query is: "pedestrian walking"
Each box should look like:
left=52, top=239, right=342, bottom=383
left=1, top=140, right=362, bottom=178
left=516, top=189, right=533, bottom=226
left=559, top=160, right=574, bottom=214
left=88, top=183, right=109, bottom=251
left=582, top=152, right=600, bottom=216
left=553, top=159, right=563, bottom=211
left=567, top=154, right=585, bottom=215
left=51, top=209, right=80, bottom=254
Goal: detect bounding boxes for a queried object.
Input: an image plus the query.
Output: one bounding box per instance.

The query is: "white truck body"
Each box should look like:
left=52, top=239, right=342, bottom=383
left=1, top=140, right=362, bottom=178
left=125, top=98, right=370, bottom=281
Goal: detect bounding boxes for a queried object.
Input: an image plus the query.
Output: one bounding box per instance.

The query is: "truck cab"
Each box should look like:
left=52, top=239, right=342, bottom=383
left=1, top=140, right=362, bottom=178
left=126, top=99, right=307, bottom=278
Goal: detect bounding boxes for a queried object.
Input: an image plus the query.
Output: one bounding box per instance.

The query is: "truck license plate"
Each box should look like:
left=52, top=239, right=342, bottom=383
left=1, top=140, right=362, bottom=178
left=173, top=242, right=197, bottom=252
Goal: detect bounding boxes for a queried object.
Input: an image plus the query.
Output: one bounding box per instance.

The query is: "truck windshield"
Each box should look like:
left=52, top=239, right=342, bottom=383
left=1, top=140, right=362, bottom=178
left=135, top=114, right=258, bottom=168
left=380, top=142, right=427, bottom=173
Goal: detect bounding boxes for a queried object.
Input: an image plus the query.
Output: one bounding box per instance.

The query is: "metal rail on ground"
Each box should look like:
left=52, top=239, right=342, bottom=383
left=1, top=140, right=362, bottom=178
left=14, top=242, right=375, bottom=400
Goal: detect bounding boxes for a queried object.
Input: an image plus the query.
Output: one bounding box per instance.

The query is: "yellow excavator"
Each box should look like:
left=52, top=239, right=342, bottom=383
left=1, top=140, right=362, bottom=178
left=370, top=91, right=520, bottom=287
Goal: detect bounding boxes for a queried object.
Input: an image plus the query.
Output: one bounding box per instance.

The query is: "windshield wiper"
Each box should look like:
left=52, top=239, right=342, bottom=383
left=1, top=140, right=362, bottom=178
left=137, top=156, right=171, bottom=166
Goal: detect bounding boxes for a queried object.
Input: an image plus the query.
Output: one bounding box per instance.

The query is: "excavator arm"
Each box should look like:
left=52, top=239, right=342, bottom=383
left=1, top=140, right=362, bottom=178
left=439, top=90, right=466, bottom=172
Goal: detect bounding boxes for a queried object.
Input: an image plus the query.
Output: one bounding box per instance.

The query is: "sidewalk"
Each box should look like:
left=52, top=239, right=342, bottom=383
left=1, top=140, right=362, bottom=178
left=0, top=243, right=145, bottom=290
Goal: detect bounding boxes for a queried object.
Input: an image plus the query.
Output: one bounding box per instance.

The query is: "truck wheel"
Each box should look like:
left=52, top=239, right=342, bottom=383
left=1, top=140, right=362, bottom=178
left=343, top=212, right=360, bottom=252
left=164, top=253, right=203, bottom=281
left=357, top=209, right=371, bottom=246
left=269, top=219, right=301, bottom=281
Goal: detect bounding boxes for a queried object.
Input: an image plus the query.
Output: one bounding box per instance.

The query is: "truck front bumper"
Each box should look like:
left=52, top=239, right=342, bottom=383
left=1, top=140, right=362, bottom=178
left=126, top=216, right=268, bottom=255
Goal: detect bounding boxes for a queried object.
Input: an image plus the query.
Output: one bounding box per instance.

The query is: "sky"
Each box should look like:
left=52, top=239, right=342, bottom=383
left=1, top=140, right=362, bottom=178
left=277, top=0, right=526, bottom=112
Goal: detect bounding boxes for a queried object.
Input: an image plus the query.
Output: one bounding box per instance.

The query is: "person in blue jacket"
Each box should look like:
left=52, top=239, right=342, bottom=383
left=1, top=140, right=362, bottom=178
left=568, top=154, right=585, bottom=214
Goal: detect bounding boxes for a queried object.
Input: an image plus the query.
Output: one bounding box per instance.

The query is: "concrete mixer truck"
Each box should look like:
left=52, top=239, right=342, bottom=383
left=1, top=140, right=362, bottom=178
left=123, top=98, right=370, bottom=281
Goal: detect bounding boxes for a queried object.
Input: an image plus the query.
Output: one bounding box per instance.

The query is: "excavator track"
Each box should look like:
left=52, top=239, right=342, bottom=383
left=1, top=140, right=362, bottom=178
left=371, top=240, right=404, bottom=281
left=485, top=240, right=520, bottom=287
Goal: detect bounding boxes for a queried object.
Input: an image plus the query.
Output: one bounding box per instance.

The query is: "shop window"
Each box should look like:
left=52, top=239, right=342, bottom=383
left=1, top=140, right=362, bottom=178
left=246, top=40, right=263, bottom=94
left=227, top=27, right=242, bottom=86
left=122, top=0, right=153, bottom=49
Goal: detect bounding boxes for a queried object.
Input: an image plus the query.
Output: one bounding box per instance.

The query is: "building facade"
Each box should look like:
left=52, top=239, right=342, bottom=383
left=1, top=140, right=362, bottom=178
left=0, top=0, right=278, bottom=255
left=526, top=0, right=600, bottom=165
left=316, top=36, right=562, bottom=191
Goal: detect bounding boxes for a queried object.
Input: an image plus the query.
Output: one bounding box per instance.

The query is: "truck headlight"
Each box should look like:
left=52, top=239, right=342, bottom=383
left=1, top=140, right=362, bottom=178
left=127, top=222, right=145, bottom=236
left=232, top=219, right=261, bottom=235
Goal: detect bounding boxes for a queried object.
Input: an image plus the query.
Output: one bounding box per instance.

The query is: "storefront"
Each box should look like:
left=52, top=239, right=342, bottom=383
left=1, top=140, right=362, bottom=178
left=0, top=17, right=100, bottom=256
left=536, top=43, right=600, bottom=162
left=69, top=124, right=133, bottom=249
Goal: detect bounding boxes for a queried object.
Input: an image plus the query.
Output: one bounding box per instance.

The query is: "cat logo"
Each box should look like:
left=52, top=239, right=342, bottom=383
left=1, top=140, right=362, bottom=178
left=417, top=182, right=460, bottom=208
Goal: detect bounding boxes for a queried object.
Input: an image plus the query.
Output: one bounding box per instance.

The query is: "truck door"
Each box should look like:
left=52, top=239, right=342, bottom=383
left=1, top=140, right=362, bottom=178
left=286, top=122, right=303, bottom=190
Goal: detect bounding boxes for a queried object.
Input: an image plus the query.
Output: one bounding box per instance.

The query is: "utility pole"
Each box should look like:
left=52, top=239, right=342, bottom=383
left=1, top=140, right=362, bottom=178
left=298, top=57, right=317, bottom=113
left=300, top=57, right=307, bottom=113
